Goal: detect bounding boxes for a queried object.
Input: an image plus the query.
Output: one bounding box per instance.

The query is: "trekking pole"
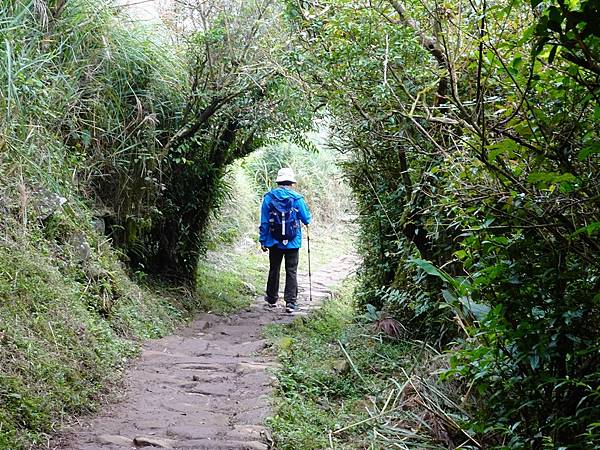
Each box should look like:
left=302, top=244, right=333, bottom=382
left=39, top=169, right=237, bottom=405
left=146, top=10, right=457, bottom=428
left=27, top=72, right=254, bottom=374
left=306, top=225, right=313, bottom=302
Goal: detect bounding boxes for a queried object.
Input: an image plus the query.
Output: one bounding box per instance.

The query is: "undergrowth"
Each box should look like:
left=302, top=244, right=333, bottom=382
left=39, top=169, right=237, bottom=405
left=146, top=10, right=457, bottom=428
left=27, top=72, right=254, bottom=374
left=265, top=281, right=477, bottom=450
left=0, top=217, right=195, bottom=449
left=196, top=250, right=267, bottom=314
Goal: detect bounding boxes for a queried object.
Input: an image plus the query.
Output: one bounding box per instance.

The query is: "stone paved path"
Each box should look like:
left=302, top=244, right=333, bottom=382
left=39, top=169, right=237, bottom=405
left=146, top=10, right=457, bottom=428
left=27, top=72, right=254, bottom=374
left=54, top=254, right=358, bottom=450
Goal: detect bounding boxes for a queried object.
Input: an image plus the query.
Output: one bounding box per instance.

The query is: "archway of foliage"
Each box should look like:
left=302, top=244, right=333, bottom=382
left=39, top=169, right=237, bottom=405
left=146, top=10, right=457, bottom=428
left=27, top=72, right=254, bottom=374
left=282, top=0, right=600, bottom=447
left=1, top=0, right=314, bottom=287
left=119, top=0, right=313, bottom=284
left=0, top=0, right=315, bottom=445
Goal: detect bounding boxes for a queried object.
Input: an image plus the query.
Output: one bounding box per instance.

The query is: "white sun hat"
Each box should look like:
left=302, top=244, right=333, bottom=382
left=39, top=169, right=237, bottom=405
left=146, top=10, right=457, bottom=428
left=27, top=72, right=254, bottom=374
left=275, top=167, right=297, bottom=183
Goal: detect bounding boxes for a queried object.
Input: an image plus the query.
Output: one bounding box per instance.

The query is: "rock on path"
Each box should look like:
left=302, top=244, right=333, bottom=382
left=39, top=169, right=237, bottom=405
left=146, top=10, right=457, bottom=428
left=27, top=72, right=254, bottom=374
left=54, top=254, right=358, bottom=450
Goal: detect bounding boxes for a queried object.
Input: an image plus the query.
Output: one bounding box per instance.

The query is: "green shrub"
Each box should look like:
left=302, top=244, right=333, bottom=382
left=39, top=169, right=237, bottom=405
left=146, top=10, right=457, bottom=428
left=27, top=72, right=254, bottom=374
left=285, top=0, right=600, bottom=446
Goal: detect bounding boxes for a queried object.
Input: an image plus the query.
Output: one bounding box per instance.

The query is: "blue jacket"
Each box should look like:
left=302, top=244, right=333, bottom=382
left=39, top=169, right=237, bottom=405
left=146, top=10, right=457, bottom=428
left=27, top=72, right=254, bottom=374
left=259, top=187, right=311, bottom=249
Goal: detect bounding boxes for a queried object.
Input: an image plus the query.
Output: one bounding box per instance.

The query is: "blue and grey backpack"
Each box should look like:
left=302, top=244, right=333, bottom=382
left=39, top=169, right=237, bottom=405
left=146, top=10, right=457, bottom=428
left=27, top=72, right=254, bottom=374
left=268, top=194, right=299, bottom=245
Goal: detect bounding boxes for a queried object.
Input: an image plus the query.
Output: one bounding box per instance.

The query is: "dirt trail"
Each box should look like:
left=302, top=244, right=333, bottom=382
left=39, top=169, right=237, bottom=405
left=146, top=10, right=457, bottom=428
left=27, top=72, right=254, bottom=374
left=56, top=254, right=358, bottom=450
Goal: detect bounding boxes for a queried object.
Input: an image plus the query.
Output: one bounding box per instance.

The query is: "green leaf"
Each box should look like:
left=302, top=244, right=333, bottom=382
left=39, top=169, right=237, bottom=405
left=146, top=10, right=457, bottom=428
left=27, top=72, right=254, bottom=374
left=411, top=258, right=440, bottom=276
left=454, top=249, right=467, bottom=259
left=529, top=353, right=540, bottom=370
left=365, top=303, right=379, bottom=320
left=487, top=139, right=519, bottom=162
left=410, top=258, right=451, bottom=282
left=573, top=221, right=600, bottom=237
left=458, top=296, right=491, bottom=321
left=511, top=55, right=523, bottom=69
left=548, top=44, right=558, bottom=63
left=527, top=171, right=577, bottom=185
left=442, top=289, right=456, bottom=304
left=411, top=259, right=472, bottom=297
left=578, top=143, right=600, bottom=160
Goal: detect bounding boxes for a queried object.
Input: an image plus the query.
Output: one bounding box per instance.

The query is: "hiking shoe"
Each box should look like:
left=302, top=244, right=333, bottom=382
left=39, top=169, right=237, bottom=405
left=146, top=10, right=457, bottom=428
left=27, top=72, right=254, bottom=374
left=265, top=298, right=277, bottom=309
left=285, top=304, right=297, bottom=313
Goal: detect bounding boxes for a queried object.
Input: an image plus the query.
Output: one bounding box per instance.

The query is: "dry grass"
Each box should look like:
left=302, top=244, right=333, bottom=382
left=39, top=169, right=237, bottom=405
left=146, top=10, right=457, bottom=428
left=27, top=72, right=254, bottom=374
left=350, top=346, right=480, bottom=450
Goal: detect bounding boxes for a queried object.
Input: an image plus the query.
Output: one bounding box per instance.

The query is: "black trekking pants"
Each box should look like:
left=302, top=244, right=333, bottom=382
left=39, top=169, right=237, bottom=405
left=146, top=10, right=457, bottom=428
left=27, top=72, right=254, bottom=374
left=266, top=247, right=299, bottom=306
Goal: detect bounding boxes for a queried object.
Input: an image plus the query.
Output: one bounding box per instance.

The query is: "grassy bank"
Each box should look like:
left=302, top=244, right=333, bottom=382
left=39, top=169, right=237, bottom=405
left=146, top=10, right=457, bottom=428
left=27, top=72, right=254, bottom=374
left=0, top=219, right=197, bottom=449
left=196, top=249, right=267, bottom=314
left=0, top=1, right=190, bottom=447
left=265, top=282, right=473, bottom=450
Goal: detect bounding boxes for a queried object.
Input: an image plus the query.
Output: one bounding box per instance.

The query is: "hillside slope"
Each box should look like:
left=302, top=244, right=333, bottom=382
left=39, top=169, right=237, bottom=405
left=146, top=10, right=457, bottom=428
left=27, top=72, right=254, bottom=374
left=0, top=2, right=191, bottom=448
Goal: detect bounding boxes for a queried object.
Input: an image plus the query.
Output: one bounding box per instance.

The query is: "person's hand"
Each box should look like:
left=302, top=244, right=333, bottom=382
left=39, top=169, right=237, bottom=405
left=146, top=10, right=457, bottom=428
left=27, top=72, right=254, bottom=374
left=261, top=245, right=268, bottom=252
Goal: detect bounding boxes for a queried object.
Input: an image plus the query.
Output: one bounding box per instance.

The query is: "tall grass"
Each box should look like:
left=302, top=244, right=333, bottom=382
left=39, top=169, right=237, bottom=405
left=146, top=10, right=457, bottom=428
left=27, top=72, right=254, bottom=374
left=1, top=0, right=185, bottom=241
left=0, top=2, right=192, bottom=448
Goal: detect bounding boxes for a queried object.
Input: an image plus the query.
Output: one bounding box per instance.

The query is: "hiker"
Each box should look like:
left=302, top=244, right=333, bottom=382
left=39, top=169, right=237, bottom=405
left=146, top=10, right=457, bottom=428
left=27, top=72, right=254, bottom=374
left=259, top=167, right=311, bottom=313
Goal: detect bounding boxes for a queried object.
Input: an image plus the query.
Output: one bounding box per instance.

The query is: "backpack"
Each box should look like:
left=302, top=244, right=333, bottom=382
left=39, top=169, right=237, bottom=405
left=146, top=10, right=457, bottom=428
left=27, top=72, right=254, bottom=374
left=268, top=193, right=299, bottom=245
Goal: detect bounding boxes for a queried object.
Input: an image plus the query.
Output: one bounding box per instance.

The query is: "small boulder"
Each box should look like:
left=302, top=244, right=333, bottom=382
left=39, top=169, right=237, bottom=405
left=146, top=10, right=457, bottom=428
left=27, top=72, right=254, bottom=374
left=96, top=434, right=133, bottom=446
left=92, top=217, right=106, bottom=235
left=68, top=231, right=91, bottom=261
left=332, top=359, right=350, bottom=375
left=133, top=436, right=178, bottom=448
left=34, top=189, right=67, bottom=220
